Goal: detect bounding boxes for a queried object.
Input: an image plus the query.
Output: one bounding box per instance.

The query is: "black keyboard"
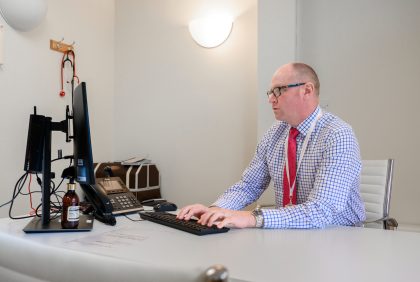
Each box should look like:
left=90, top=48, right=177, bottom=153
left=139, top=212, right=230, bottom=236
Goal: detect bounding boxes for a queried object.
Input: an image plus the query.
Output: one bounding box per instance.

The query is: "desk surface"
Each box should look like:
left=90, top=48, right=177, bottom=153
left=1, top=215, right=420, bottom=282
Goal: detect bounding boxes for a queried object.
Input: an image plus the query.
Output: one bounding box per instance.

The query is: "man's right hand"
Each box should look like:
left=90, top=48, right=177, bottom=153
left=177, top=204, right=257, bottom=229
left=176, top=204, right=221, bottom=221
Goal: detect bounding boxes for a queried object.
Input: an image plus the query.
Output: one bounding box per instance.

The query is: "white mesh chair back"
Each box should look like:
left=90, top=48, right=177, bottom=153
left=360, top=159, right=394, bottom=223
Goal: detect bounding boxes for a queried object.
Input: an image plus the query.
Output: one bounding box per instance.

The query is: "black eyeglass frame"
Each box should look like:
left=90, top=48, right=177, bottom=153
left=266, top=82, right=306, bottom=98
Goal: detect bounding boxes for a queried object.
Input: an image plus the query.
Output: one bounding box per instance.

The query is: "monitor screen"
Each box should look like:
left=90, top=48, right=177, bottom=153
left=73, top=82, right=95, bottom=185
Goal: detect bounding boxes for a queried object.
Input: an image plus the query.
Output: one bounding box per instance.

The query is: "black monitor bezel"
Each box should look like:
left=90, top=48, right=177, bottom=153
left=72, top=82, right=96, bottom=185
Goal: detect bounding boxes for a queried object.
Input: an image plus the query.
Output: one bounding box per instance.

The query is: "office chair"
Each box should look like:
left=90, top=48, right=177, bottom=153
left=257, top=159, right=398, bottom=230
left=360, top=159, right=398, bottom=230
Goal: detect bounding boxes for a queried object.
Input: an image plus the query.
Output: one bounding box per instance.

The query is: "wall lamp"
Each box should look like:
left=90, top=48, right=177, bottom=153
left=188, top=15, right=233, bottom=48
left=0, top=0, right=47, bottom=32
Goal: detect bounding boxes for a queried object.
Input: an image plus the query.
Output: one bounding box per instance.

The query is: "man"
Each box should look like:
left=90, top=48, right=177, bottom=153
left=177, top=62, right=366, bottom=229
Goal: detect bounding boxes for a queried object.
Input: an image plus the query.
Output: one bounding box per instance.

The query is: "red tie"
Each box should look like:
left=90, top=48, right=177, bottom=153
left=283, top=127, right=299, bottom=207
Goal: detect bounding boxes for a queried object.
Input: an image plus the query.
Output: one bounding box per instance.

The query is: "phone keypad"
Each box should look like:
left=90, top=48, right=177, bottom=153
left=109, top=193, right=143, bottom=214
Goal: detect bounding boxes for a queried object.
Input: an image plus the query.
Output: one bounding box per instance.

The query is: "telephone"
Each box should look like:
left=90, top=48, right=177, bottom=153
left=79, top=177, right=143, bottom=226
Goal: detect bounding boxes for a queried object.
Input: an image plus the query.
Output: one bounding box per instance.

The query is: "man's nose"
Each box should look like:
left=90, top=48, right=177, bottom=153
left=268, top=93, right=277, bottom=104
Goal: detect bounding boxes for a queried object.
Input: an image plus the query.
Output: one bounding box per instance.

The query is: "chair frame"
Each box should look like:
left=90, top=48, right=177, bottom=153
left=383, top=159, right=394, bottom=228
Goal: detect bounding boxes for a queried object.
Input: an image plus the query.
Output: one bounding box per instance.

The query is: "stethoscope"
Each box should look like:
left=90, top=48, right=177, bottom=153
left=59, top=50, right=79, bottom=99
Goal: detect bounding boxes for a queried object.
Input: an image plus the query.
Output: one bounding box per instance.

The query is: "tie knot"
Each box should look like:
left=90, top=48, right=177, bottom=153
left=289, top=127, right=299, bottom=139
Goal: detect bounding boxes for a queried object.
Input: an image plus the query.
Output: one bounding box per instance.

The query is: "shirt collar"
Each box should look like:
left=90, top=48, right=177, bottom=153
left=295, top=106, right=321, bottom=137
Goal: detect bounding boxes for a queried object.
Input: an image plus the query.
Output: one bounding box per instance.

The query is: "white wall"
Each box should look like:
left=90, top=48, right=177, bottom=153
left=256, top=0, right=297, bottom=205
left=258, top=0, right=297, bottom=139
left=114, top=0, right=257, bottom=207
left=0, top=0, right=115, bottom=217
left=296, top=0, right=420, bottom=225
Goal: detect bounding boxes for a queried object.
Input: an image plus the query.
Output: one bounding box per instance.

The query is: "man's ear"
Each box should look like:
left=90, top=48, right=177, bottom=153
left=303, top=82, right=315, bottom=97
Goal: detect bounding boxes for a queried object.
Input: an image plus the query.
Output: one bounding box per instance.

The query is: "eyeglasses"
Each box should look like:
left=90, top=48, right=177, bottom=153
left=266, top=82, right=306, bottom=99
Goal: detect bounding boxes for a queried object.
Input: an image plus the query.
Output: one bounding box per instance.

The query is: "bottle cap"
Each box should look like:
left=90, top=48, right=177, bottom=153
left=67, top=183, right=76, bottom=191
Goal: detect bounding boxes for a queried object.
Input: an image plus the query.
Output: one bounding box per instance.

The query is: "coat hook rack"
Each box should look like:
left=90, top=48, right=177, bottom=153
left=50, top=38, right=75, bottom=53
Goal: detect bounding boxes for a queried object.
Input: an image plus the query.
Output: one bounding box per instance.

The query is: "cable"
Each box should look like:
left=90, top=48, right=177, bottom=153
left=50, top=179, right=64, bottom=220
left=27, top=174, right=36, bottom=215
left=8, top=172, right=37, bottom=220
left=52, top=177, right=65, bottom=193
left=124, top=213, right=144, bottom=222
left=49, top=158, right=73, bottom=219
left=0, top=199, right=13, bottom=208
left=7, top=173, right=58, bottom=219
left=51, top=155, right=74, bottom=163
left=35, top=173, right=42, bottom=186
left=0, top=172, right=27, bottom=208
left=6, top=158, right=74, bottom=220
left=33, top=179, right=61, bottom=219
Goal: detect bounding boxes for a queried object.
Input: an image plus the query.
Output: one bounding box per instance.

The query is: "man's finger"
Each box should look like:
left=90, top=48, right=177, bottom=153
left=207, top=212, right=225, bottom=226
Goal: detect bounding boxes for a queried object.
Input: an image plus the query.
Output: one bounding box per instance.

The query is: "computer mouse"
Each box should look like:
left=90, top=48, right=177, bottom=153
left=153, top=202, right=178, bottom=212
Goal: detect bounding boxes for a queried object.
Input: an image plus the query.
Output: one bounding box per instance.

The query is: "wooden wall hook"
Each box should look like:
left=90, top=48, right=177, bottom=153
left=50, top=39, right=74, bottom=53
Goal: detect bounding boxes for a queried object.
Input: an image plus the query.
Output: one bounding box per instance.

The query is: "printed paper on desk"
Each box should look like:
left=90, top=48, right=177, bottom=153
left=66, top=226, right=148, bottom=250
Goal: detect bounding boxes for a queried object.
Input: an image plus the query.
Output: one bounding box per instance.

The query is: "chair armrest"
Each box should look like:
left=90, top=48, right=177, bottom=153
left=384, top=218, right=398, bottom=230
left=362, top=217, right=398, bottom=230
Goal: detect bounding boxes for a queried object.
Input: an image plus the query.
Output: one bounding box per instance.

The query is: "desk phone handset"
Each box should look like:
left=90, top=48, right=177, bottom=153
left=80, top=183, right=116, bottom=226
left=80, top=177, right=143, bottom=226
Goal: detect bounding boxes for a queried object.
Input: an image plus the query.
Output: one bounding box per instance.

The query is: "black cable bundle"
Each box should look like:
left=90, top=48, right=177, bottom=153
left=2, top=159, right=73, bottom=220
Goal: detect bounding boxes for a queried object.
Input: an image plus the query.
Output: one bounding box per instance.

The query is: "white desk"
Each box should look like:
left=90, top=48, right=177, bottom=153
left=1, top=215, right=420, bottom=282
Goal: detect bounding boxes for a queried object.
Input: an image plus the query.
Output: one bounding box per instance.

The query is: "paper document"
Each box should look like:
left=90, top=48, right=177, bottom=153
left=121, top=156, right=151, bottom=166
left=67, top=226, right=148, bottom=249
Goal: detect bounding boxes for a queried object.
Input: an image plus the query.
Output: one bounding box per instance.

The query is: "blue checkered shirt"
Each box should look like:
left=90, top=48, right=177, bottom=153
left=213, top=106, right=366, bottom=228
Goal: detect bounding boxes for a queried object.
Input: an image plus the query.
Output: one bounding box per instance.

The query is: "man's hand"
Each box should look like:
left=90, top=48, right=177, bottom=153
left=176, top=203, right=213, bottom=221
left=177, top=204, right=256, bottom=229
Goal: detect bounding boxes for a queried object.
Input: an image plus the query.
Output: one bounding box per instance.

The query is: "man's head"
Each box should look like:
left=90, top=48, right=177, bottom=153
left=268, top=62, right=320, bottom=126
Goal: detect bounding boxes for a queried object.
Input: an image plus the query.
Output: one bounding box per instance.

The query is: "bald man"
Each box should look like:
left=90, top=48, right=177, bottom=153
left=177, top=62, right=366, bottom=229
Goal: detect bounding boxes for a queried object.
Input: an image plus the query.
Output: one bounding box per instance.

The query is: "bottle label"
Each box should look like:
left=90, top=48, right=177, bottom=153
left=67, top=206, right=80, bottom=222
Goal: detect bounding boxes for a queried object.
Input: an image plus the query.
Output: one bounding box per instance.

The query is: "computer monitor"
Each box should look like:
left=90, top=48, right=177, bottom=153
left=72, top=83, right=115, bottom=225
left=72, top=82, right=95, bottom=185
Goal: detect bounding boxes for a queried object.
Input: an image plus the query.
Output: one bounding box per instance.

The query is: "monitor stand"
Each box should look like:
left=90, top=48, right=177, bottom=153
left=22, top=110, right=94, bottom=233
left=23, top=214, right=94, bottom=233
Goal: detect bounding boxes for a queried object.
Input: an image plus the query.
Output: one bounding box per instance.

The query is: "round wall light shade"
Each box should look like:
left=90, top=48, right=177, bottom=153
left=0, top=0, right=47, bottom=32
left=189, top=15, right=233, bottom=48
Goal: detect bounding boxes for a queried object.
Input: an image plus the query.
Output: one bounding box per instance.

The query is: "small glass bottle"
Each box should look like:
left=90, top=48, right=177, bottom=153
left=61, top=181, right=80, bottom=229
